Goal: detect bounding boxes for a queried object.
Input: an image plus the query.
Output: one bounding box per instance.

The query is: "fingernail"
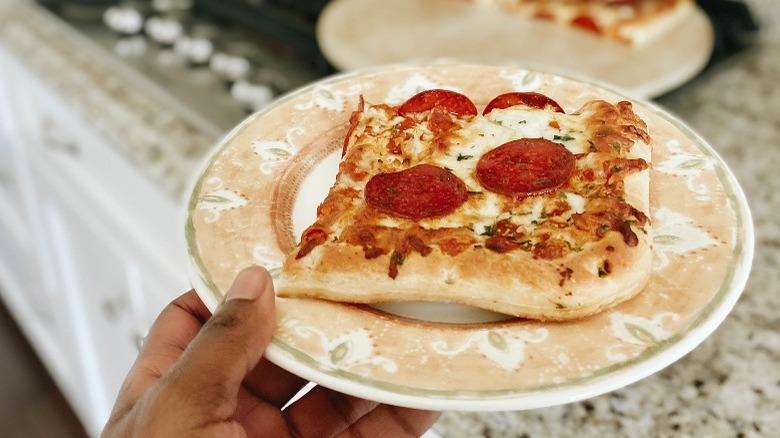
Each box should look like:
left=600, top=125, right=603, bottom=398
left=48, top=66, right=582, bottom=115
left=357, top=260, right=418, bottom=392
left=226, top=266, right=270, bottom=301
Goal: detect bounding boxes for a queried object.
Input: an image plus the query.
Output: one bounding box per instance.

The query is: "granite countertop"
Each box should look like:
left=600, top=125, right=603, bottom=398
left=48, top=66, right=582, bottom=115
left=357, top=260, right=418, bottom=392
left=435, top=1, right=779, bottom=436
left=2, top=0, right=778, bottom=436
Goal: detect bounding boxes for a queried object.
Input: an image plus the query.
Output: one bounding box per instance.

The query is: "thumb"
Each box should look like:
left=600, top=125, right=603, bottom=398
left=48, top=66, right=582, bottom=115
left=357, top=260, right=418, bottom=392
left=167, top=266, right=276, bottom=398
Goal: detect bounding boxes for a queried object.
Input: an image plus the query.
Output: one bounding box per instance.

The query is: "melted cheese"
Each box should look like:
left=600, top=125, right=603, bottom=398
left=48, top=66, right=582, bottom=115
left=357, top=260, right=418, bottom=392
left=400, top=107, right=595, bottom=232
left=565, top=191, right=587, bottom=214
left=329, top=98, right=650, bottom=259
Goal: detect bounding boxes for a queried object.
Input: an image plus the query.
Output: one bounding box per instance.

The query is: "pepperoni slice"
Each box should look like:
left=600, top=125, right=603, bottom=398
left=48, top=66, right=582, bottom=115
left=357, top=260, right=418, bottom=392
left=571, top=15, right=601, bottom=34
left=482, top=92, right=565, bottom=115
left=476, top=138, right=575, bottom=198
left=365, top=164, right=468, bottom=220
left=398, top=89, right=478, bottom=117
left=295, top=227, right=328, bottom=259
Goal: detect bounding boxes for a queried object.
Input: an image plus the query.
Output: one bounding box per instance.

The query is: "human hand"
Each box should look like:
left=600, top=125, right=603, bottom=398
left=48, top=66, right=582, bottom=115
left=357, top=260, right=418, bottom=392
left=101, top=266, right=440, bottom=437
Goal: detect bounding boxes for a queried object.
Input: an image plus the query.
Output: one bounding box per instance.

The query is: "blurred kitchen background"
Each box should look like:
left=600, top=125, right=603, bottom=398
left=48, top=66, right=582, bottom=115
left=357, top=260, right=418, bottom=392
left=0, top=0, right=777, bottom=436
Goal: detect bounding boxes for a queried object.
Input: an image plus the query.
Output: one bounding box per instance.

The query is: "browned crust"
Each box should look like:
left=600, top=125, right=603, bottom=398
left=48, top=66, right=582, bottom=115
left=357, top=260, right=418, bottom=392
left=469, top=0, right=694, bottom=45
left=278, top=230, right=651, bottom=321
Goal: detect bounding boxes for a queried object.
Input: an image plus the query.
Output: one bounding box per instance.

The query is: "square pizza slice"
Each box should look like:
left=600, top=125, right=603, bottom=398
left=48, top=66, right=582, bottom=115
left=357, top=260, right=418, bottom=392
left=278, top=89, right=652, bottom=321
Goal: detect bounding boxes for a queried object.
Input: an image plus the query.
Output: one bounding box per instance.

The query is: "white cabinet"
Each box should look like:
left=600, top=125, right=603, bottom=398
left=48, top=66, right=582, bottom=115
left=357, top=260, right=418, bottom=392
left=0, top=45, right=191, bottom=436
left=0, top=50, right=56, bottom=326
left=32, top=161, right=165, bottom=431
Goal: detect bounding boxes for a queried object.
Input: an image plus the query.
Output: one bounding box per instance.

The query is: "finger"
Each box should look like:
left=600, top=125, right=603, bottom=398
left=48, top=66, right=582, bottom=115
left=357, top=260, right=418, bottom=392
left=340, top=405, right=441, bottom=438
left=162, top=266, right=276, bottom=416
left=109, top=290, right=212, bottom=415
left=232, top=385, right=290, bottom=432
left=137, top=290, right=211, bottom=376
left=283, top=386, right=380, bottom=437
left=241, top=356, right=309, bottom=408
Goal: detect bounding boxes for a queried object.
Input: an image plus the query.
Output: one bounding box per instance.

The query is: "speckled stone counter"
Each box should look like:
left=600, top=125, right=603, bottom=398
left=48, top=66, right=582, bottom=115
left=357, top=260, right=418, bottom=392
left=434, top=1, right=779, bottom=436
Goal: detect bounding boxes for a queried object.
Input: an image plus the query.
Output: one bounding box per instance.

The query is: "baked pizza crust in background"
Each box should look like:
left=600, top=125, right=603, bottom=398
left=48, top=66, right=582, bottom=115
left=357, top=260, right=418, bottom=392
left=473, top=0, right=695, bottom=46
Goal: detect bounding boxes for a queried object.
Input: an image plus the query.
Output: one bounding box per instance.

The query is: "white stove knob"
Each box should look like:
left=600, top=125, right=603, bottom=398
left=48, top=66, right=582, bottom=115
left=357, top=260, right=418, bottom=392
left=103, top=5, right=145, bottom=35
left=209, top=52, right=252, bottom=82
left=174, top=36, right=214, bottom=65
left=230, top=80, right=275, bottom=112
left=145, top=15, right=183, bottom=46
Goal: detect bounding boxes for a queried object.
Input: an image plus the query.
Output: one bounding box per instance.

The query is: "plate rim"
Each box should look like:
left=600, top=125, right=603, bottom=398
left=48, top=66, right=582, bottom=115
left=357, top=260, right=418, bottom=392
left=315, top=0, right=714, bottom=99
left=183, top=62, right=754, bottom=411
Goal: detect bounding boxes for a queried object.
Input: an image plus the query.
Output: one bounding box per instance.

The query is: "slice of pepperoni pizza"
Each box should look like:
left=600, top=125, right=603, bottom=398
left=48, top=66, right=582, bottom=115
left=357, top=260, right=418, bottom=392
left=277, top=89, right=652, bottom=321
left=472, top=0, right=695, bottom=47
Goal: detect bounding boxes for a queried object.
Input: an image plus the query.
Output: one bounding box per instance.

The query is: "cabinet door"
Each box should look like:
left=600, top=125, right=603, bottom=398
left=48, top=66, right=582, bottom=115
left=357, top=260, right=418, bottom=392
left=0, top=45, right=61, bottom=328
left=21, top=102, right=189, bottom=436
left=34, top=162, right=175, bottom=435
left=0, top=56, right=35, bottom=298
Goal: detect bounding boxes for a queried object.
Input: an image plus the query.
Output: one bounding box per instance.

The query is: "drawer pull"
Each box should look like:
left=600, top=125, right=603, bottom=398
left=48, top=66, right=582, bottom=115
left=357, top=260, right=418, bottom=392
left=42, top=117, right=81, bottom=158
left=101, top=294, right=129, bottom=322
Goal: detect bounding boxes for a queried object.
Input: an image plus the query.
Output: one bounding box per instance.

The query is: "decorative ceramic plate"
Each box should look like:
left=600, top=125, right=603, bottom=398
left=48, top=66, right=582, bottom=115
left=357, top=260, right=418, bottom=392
left=316, top=0, right=714, bottom=98
left=184, top=63, right=753, bottom=411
